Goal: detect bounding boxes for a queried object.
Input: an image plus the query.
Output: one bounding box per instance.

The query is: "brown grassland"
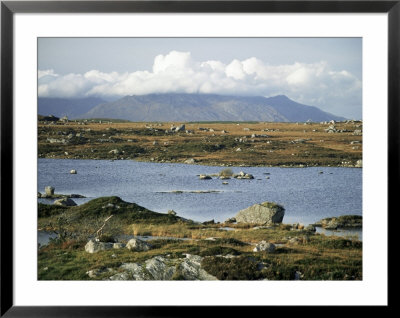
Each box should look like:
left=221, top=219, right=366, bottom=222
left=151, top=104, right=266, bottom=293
left=38, top=120, right=362, bottom=167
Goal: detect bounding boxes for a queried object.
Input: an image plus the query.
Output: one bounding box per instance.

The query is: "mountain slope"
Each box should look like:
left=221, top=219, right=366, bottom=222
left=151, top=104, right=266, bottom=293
left=47, top=93, right=346, bottom=122
left=38, top=97, right=107, bottom=119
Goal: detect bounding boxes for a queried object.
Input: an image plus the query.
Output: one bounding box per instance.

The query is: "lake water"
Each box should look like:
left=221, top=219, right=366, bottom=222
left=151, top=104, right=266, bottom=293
left=38, top=159, right=362, bottom=226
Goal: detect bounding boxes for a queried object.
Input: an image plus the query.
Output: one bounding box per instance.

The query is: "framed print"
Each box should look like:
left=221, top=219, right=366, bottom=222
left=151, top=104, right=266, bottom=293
left=1, top=0, right=396, bottom=316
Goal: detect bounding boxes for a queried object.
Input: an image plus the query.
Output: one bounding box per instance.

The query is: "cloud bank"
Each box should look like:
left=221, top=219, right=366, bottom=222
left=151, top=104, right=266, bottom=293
left=38, top=50, right=362, bottom=117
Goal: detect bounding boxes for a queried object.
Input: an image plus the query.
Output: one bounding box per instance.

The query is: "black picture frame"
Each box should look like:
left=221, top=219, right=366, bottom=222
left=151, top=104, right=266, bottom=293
left=1, top=1, right=395, bottom=316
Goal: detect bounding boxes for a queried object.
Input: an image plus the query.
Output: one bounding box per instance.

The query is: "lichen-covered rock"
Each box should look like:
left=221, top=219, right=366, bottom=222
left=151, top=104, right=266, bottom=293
left=86, top=267, right=115, bottom=278
left=253, top=241, right=276, bottom=253
left=85, top=240, right=113, bottom=253
left=126, top=238, right=152, bottom=251
left=113, top=242, right=125, bottom=249
left=53, top=197, right=77, bottom=207
left=179, top=254, right=218, bottom=280
left=45, top=186, right=55, bottom=196
left=103, top=254, right=218, bottom=281
left=314, top=215, right=362, bottom=229
left=235, top=201, right=285, bottom=225
left=145, top=256, right=176, bottom=280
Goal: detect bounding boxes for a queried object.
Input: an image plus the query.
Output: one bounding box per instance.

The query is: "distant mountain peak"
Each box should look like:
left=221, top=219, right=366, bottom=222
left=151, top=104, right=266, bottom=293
left=75, top=93, right=345, bottom=122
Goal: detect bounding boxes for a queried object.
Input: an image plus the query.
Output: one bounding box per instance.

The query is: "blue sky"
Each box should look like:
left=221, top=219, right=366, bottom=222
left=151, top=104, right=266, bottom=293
left=38, top=38, right=362, bottom=119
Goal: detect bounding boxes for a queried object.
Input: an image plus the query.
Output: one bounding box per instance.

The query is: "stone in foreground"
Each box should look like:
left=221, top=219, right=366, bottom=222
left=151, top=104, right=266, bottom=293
left=253, top=241, right=276, bottom=253
left=235, top=201, right=285, bottom=225
left=126, top=238, right=152, bottom=251
left=103, top=254, right=217, bottom=281
left=53, top=197, right=77, bottom=206
left=85, top=240, right=113, bottom=253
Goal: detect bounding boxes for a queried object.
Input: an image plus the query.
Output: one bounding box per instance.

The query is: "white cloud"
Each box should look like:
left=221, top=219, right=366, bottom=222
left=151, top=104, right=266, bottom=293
left=38, top=50, right=362, bottom=117
left=38, top=69, right=58, bottom=79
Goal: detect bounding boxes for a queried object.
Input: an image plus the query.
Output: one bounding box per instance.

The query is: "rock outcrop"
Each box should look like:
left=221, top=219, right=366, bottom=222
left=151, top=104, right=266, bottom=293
left=126, top=238, right=152, bottom=251
left=253, top=241, right=276, bottom=253
left=84, top=240, right=113, bottom=253
left=314, top=215, right=362, bottom=230
left=53, top=197, right=77, bottom=206
left=235, top=201, right=285, bottom=225
left=103, top=254, right=217, bottom=281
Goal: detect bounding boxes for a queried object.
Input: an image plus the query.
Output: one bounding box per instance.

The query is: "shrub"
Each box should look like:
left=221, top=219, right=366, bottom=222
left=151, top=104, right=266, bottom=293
left=201, top=255, right=262, bottom=280
left=219, top=168, right=234, bottom=177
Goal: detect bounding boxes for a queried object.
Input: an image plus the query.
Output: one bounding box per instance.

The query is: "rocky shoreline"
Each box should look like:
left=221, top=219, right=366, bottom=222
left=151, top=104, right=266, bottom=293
left=38, top=195, right=362, bottom=281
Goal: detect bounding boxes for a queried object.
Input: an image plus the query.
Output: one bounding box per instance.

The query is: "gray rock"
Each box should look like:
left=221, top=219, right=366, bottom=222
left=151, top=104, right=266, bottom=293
left=85, top=240, right=113, bottom=253
left=113, top=242, right=125, bottom=249
left=108, top=272, right=132, bottom=281
left=287, top=237, right=302, bottom=245
left=70, top=169, right=77, bottom=174
left=235, top=201, right=285, bottom=225
left=108, top=149, right=120, bottom=155
left=120, top=263, right=148, bottom=280
left=168, top=210, right=177, bottom=216
left=199, top=174, right=212, bottom=180
left=45, top=186, right=55, bottom=196
left=86, top=267, right=115, bottom=278
left=305, top=224, right=316, bottom=232
left=234, top=171, right=254, bottom=179
left=126, top=238, right=152, bottom=251
left=179, top=254, right=218, bottom=280
left=53, top=197, right=77, bottom=206
left=224, top=217, right=236, bottom=224
left=253, top=241, right=276, bottom=253
left=355, top=159, right=362, bottom=168
left=184, top=158, right=196, bottom=164
left=145, top=256, right=176, bottom=280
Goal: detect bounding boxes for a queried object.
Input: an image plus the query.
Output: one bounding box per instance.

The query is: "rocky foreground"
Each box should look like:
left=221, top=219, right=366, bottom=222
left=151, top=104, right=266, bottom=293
left=38, top=196, right=362, bottom=281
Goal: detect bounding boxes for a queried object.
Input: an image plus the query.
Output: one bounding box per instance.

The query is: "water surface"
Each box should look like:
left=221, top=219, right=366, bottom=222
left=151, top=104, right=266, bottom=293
left=38, top=159, right=362, bottom=225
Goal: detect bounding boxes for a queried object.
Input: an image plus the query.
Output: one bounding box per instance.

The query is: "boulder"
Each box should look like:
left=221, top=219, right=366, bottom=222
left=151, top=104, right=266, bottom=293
left=179, top=254, right=218, bottom=280
left=234, top=171, right=254, bottom=179
left=53, top=198, right=77, bottom=206
left=167, top=210, right=177, bottom=216
left=199, top=174, right=212, bottom=180
left=86, top=267, right=114, bottom=278
left=126, top=238, right=152, bottom=251
left=70, top=169, right=77, bottom=174
left=184, top=158, right=196, bottom=164
left=253, top=241, right=276, bottom=253
left=113, top=242, right=125, bottom=249
left=45, top=186, right=55, bottom=196
left=305, top=224, right=316, bottom=232
left=175, top=124, right=186, bottom=132
left=145, top=256, right=176, bottom=280
left=85, top=240, right=113, bottom=253
left=287, top=237, right=302, bottom=245
left=235, top=201, right=285, bottom=225
left=314, top=215, right=362, bottom=229
left=224, top=217, right=236, bottom=224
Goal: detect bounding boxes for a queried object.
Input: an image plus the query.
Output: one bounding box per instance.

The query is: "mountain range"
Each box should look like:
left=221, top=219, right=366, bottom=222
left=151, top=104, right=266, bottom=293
left=38, top=93, right=346, bottom=122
